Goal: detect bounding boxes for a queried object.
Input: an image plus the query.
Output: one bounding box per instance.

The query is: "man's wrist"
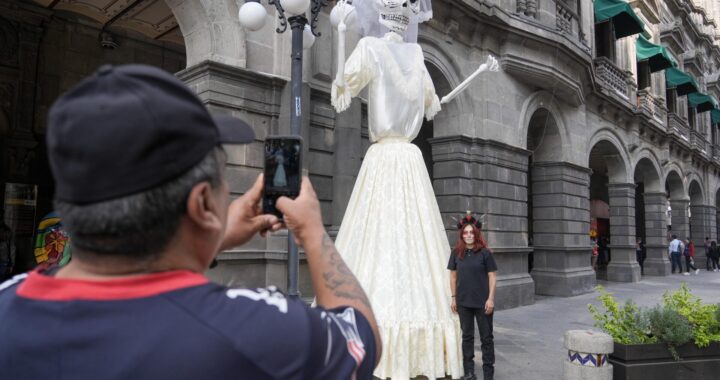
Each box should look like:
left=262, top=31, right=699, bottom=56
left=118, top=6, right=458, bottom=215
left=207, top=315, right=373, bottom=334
left=301, top=225, right=328, bottom=249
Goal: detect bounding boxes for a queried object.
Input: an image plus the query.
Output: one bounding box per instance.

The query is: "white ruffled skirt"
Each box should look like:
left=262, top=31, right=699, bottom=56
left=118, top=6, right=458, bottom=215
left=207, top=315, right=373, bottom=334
left=334, top=139, right=462, bottom=379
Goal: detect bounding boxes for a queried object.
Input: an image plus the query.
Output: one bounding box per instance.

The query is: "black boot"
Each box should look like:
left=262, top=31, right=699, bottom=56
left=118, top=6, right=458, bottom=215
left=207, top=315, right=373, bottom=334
left=462, top=373, right=477, bottom=380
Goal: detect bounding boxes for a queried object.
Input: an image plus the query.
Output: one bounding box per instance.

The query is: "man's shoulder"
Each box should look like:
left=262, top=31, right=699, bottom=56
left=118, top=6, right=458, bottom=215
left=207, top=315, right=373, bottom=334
left=175, top=284, right=310, bottom=327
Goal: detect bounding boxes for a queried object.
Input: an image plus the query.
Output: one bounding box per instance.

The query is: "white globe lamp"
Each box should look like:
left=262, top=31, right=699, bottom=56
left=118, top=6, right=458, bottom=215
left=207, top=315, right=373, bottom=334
left=279, top=0, right=310, bottom=17
left=238, top=1, right=267, bottom=31
left=302, top=24, right=315, bottom=49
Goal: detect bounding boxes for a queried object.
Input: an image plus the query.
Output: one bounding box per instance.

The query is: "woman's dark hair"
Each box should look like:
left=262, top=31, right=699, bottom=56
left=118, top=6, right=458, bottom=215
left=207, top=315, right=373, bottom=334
left=453, top=224, right=489, bottom=259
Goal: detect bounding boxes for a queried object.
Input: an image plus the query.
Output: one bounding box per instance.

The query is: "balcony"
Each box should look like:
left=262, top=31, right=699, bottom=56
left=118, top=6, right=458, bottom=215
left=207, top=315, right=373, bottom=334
left=667, top=112, right=690, bottom=145
left=690, top=130, right=707, bottom=154
left=637, top=90, right=668, bottom=127
left=555, top=0, right=579, bottom=38
left=712, top=145, right=720, bottom=163
left=594, top=57, right=636, bottom=104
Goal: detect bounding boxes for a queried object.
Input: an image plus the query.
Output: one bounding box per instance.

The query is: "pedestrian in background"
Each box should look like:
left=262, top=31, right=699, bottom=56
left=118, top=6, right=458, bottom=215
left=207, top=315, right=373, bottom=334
left=709, top=241, right=719, bottom=272
left=635, top=237, right=646, bottom=276
left=0, top=64, right=380, bottom=380
left=668, top=234, right=684, bottom=274
left=684, top=239, right=700, bottom=275
left=448, top=213, right=497, bottom=380
left=591, top=237, right=599, bottom=271
left=706, top=237, right=713, bottom=271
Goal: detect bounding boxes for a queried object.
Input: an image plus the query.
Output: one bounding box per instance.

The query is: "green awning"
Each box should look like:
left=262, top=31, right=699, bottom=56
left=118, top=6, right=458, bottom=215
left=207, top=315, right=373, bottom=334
left=636, top=35, right=676, bottom=72
left=665, top=68, right=700, bottom=96
left=689, top=93, right=719, bottom=113
left=712, top=109, right=720, bottom=124
left=595, top=0, right=646, bottom=38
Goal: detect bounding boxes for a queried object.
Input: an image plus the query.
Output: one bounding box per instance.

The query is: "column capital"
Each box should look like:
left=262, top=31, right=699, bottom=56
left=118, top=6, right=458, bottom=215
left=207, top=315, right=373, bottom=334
left=669, top=199, right=691, bottom=205
left=643, top=191, right=668, bottom=197
left=607, top=182, right=637, bottom=189
left=689, top=204, right=717, bottom=210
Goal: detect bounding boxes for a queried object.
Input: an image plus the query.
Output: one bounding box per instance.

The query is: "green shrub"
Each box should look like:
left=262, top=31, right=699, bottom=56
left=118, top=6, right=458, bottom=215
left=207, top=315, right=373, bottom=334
left=587, top=286, right=656, bottom=345
left=646, top=306, right=693, bottom=360
left=661, top=283, right=720, bottom=347
left=588, top=283, right=720, bottom=361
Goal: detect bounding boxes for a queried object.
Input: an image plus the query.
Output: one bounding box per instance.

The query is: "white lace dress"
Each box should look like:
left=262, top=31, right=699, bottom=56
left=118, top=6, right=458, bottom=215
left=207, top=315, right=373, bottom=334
left=332, top=32, right=462, bottom=380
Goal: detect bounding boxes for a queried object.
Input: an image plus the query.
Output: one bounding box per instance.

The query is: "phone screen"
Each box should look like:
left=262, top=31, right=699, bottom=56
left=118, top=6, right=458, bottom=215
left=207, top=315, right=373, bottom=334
left=263, top=136, right=302, bottom=218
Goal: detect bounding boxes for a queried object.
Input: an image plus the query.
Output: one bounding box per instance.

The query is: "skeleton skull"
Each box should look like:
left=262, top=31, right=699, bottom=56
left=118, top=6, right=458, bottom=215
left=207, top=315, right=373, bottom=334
left=375, top=0, right=419, bottom=33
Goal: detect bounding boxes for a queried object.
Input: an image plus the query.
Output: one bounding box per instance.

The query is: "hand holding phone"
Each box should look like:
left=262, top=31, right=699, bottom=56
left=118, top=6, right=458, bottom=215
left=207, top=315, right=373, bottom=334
left=263, top=136, right=302, bottom=219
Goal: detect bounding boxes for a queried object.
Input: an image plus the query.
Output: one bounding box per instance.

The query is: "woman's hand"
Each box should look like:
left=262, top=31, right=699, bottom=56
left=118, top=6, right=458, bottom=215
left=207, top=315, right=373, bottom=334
left=451, top=298, right=457, bottom=313
left=485, top=299, right=495, bottom=315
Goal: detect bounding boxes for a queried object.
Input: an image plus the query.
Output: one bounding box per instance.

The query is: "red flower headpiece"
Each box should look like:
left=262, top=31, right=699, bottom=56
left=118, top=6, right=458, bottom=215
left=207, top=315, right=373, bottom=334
left=456, top=210, right=482, bottom=230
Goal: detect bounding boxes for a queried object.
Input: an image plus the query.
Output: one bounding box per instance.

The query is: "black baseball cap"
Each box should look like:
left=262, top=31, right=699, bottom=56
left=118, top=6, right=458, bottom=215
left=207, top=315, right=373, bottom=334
left=47, top=64, right=254, bottom=204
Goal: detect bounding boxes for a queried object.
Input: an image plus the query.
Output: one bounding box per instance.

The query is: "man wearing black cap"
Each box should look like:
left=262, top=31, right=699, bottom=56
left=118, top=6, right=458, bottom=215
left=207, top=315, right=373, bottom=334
left=0, top=64, right=380, bottom=379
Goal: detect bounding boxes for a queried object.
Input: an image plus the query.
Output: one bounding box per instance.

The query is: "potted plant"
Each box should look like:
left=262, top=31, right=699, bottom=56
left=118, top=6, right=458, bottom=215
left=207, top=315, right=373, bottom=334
left=587, top=284, right=720, bottom=380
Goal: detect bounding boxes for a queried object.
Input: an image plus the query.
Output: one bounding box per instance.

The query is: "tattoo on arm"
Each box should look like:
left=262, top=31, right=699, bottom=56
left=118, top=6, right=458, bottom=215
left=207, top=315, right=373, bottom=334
left=320, top=233, right=372, bottom=310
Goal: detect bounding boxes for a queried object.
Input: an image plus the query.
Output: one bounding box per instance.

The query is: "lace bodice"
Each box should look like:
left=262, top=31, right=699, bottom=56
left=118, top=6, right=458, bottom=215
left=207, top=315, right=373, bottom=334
left=332, top=32, right=441, bottom=142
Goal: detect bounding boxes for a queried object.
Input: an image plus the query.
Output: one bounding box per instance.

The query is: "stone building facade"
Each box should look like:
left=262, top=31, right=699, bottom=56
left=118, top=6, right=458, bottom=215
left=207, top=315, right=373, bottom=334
left=2, top=0, right=720, bottom=310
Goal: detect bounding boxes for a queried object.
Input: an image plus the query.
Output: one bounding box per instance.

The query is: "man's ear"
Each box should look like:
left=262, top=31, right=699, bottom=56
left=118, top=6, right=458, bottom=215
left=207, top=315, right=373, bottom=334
left=186, top=182, right=223, bottom=232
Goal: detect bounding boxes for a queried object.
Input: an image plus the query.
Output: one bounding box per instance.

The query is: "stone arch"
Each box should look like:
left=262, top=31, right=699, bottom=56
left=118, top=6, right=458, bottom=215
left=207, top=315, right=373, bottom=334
left=587, top=130, right=631, bottom=183
left=632, top=151, right=663, bottom=192
left=664, top=168, right=685, bottom=199
left=518, top=91, right=569, bottom=152
left=414, top=59, right=454, bottom=179
left=526, top=108, right=564, bottom=162
left=419, top=34, right=469, bottom=118
left=688, top=178, right=705, bottom=205
left=166, top=0, right=246, bottom=68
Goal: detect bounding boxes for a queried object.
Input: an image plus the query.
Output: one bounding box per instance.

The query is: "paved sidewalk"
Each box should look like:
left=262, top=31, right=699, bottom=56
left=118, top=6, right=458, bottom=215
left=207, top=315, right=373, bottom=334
left=489, top=270, right=720, bottom=380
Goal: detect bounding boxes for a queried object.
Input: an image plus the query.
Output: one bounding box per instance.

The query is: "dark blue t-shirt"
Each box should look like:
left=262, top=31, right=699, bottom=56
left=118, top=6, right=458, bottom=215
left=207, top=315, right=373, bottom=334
left=0, top=270, right=375, bottom=379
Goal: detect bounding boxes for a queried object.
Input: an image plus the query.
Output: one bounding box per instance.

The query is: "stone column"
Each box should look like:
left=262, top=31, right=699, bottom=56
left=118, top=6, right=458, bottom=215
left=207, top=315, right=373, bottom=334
left=177, top=62, right=309, bottom=292
left=643, top=192, right=671, bottom=276
left=690, top=204, right=716, bottom=269
left=166, top=0, right=247, bottom=68
left=716, top=209, right=720, bottom=245
left=331, top=101, right=362, bottom=227
left=669, top=199, right=690, bottom=241
left=606, top=183, right=641, bottom=282
left=530, top=162, right=596, bottom=296
left=430, top=136, right=535, bottom=309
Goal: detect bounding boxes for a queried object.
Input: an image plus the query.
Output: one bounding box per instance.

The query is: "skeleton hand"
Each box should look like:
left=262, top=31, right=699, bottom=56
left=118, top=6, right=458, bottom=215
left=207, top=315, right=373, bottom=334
left=330, top=0, right=356, bottom=30
left=486, top=55, right=499, bottom=72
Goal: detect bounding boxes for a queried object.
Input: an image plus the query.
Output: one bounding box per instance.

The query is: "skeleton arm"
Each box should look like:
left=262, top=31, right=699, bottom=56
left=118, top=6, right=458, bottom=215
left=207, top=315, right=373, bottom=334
left=330, top=1, right=359, bottom=112
left=332, top=1, right=356, bottom=88
left=440, top=55, right=500, bottom=105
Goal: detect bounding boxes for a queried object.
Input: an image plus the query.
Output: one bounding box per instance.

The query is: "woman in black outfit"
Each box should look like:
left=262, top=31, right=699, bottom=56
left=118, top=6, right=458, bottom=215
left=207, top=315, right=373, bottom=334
left=448, top=213, right=497, bottom=380
left=710, top=241, right=719, bottom=272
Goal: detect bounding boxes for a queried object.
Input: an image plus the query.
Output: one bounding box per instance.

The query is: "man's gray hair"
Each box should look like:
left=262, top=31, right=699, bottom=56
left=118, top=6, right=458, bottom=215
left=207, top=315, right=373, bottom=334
left=55, top=148, right=225, bottom=259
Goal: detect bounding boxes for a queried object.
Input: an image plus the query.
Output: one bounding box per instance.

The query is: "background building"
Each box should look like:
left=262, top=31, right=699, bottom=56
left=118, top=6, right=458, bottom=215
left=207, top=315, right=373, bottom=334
left=2, top=0, right=720, bottom=309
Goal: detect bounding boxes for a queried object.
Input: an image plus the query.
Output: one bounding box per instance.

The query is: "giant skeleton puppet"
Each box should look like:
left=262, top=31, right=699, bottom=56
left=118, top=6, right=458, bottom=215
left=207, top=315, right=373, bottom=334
left=329, top=0, right=499, bottom=378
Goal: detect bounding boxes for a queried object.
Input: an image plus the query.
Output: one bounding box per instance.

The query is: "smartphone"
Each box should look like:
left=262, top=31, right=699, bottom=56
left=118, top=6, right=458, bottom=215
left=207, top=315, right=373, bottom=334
left=263, top=136, right=303, bottom=218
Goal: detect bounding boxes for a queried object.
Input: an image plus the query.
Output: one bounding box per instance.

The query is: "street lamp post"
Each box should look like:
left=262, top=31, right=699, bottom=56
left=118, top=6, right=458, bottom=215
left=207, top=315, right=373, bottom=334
left=238, top=0, right=326, bottom=298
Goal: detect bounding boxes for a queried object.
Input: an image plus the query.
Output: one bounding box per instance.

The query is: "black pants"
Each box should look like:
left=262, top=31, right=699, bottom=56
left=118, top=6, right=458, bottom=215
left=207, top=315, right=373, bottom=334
left=685, top=256, right=697, bottom=272
left=636, top=251, right=645, bottom=275
left=458, top=305, right=494, bottom=379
